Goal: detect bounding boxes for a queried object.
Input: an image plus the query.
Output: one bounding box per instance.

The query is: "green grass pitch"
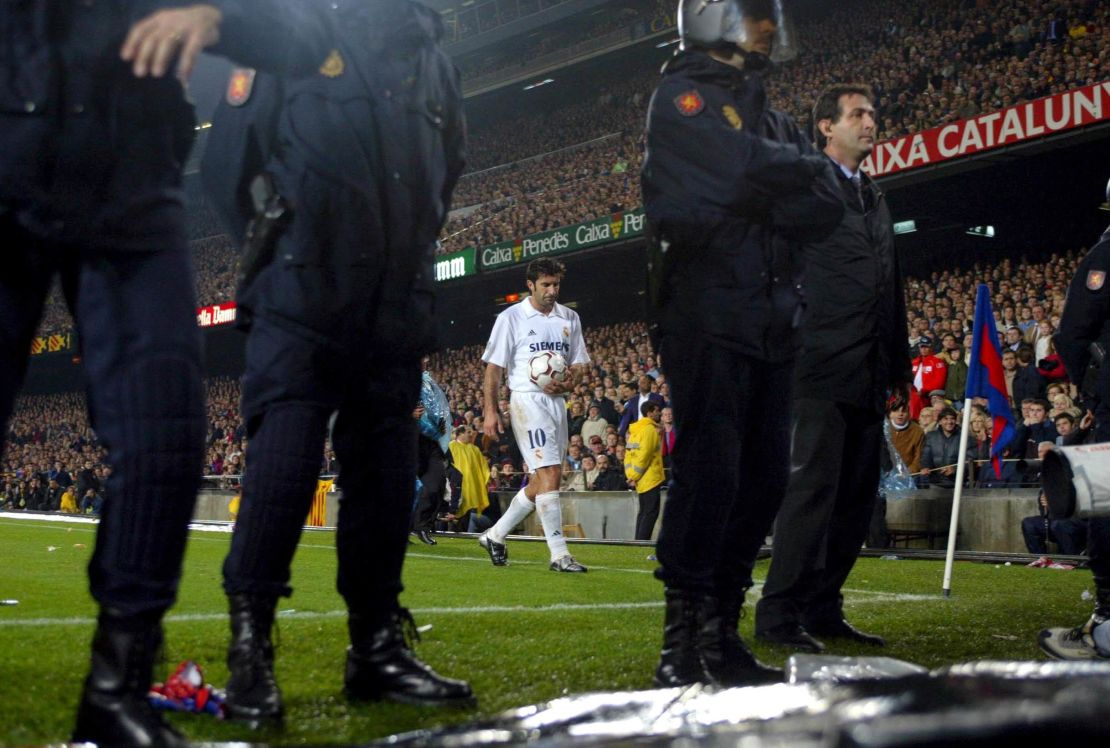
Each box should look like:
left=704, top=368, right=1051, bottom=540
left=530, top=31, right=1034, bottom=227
left=0, top=516, right=1095, bottom=744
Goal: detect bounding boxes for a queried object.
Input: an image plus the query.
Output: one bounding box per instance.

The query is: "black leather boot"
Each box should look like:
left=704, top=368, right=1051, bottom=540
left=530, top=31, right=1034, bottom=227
left=705, top=595, right=782, bottom=686
left=653, top=588, right=715, bottom=687
left=344, top=609, right=475, bottom=707
left=72, top=609, right=187, bottom=747
left=224, top=593, right=283, bottom=725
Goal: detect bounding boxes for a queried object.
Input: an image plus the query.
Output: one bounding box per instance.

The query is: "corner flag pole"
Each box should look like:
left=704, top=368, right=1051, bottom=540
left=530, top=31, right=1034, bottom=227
left=942, top=397, right=974, bottom=597
left=942, top=284, right=1015, bottom=596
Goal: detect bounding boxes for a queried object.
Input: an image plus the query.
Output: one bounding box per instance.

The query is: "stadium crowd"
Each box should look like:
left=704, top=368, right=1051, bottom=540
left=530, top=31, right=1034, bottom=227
left=440, top=0, right=1109, bottom=253
left=26, top=0, right=1110, bottom=326
left=6, top=242, right=1100, bottom=512
left=9, top=0, right=1108, bottom=510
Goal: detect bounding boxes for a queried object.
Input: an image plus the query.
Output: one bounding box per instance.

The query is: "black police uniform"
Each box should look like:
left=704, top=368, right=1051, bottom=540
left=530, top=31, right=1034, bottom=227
left=756, top=159, right=910, bottom=646
left=0, top=4, right=206, bottom=744
left=1055, top=225, right=1110, bottom=613
left=201, top=0, right=469, bottom=719
left=641, top=49, right=842, bottom=686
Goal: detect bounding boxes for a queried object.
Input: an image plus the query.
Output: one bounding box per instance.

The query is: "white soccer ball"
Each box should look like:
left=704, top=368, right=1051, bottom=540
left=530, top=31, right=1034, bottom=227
left=528, top=351, right=569, bottom=388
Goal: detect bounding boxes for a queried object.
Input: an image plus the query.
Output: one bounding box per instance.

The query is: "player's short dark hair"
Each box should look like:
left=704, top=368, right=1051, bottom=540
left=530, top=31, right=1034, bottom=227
left=640, top=401, right=661, bottom=417
left=811, top=83, right=875, bottom=149
left=526, top=258, right=566, bottom=284
left=1054, top=412, right=1076, bottom=426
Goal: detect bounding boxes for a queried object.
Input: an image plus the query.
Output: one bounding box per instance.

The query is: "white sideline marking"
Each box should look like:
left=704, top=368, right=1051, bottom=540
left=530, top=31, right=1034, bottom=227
left=0, top=601, right=665, bottom=628
left=0, top=589, right=937, bottom=629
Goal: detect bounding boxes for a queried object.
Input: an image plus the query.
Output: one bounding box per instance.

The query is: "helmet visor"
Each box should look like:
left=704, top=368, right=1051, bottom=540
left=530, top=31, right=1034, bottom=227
left=720, top=0, right=797, bottom=62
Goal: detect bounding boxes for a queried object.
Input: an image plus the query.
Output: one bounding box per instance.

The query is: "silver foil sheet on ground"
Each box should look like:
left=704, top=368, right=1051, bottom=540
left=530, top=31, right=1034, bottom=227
left=374, top=658, right=1110, bottom=748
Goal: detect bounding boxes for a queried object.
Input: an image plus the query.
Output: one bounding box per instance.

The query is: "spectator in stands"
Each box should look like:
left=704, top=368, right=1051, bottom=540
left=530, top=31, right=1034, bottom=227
left=80, top=488, right=104, bottom=516
left=1013, top=346, right=1047, bottom=405
left=660, top=406, right=676, bottom=474
left=942, top=341, right=968, bottom=404
left=581, top=405, right=610, bottom=446
left=1049, top=393, right=1082, bottom=420
left=1062, top=407, right=1095, bottom=445
left=886, top=396, right=924, bottom=474
left=1037, top=336, right=1068, bottom=383
left=1011, top=398, right=1058, bottom=456
left=59, top=485, right=78, bottom=513
left=76, top=460, right=99, bottom=502
left=448, top=426, right=492, bottom=527
left=491, top=458, right=517, bottom=492
left=1001, top=349, right=1020, bottom=408
left=618, top=375, right=665, bottom=437
left=565, top=443, right=584, bottom=472
left=590, top=385, right=620, bottom=425
left=917, top=405, right=938, bottom=433
left=871, top=394, right=924, bottom=548
left=568, top=400, right=587, bottom=436
left=911, top=336, right=947, bottom=417
left=965, top=415, right=994, bottom=486
left=591, top=453, right=625, bottom=491
left=579, top=454, right=600, bottom=491
left=1022, top=489, right=1086, bottom=557
left=52, top=461, right=73, bottom=489
left=921, top=407, right=962, bottom=487
left=44, top=478, right=64, bottom=511
left=25, top=478, right=46, bottom=511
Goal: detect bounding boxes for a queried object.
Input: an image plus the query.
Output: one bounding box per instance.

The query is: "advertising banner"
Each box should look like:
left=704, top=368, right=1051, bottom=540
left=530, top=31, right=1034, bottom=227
left=863, top=80, right=1110, bottom=177
left=479, top=208, right=646, bottom=270
left=434, top=247, right=477, bottom=282
left=196, top=302, right=238, bottom=328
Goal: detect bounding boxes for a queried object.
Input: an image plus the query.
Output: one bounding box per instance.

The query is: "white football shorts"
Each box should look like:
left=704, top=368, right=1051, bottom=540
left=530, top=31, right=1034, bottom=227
left=509, top=391, right=568, bottom=472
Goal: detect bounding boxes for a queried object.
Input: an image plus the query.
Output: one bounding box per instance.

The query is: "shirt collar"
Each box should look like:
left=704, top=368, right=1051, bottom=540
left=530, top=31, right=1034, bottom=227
left=831, top=157, right=861, bottom=181
left=522, top=298, right=566, bottom=319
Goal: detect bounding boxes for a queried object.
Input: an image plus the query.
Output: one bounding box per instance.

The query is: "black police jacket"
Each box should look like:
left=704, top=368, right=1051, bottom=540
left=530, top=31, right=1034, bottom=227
left=1056, top=225, right=1110, bottom=413
left=793, top=164, right=911, bottom=414
left=202, top=0, right=465, bottom=358
left=0, top=1, right=195, bottom=249
left=641, top=51, right=843, bottom=362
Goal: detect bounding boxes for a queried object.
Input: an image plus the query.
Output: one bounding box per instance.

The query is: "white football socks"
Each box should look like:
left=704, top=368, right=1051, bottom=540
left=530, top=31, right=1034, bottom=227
left=535, top=491, right=569, bottom=561
left=487, top=488, right=534, bottom=544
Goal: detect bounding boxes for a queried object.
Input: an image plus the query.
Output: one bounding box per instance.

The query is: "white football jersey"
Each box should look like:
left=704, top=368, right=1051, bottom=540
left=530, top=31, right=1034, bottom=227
left=482, top=298, right=590, bottom=394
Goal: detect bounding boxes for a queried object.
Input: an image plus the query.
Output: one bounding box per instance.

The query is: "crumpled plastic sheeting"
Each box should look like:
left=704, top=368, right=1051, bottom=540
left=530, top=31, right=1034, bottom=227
left=374, top=660, right=1110, bottom=748
left=787, top=655, right=928, bottom=683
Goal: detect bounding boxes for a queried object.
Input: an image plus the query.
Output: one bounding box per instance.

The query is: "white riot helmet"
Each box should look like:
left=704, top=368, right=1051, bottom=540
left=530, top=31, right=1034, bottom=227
left=677, top=0, right=797, bottom=64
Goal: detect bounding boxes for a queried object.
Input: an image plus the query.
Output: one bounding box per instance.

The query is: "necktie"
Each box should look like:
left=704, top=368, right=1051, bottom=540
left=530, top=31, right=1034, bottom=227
left=851, top=173, right=865, bottom=211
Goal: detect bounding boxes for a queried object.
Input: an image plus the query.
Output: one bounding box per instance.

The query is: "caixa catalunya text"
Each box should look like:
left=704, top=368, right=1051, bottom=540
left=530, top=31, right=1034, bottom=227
left=528, top=341, right=570, bottom=353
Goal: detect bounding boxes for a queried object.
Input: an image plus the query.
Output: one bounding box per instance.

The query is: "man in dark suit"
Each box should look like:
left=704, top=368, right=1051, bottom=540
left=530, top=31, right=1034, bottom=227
left=756, top=83, right=909, bottom=653
left=618, top=375, right=666, bottom=437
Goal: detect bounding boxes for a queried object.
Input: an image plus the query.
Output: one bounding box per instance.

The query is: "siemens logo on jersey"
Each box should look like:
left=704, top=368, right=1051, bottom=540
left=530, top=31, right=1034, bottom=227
left=528, top=341, right=570, bottom=353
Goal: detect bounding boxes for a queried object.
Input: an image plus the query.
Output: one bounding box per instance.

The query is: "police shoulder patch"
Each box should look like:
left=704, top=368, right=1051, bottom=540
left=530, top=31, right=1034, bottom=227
left=1087, top=269, right=1106, bottom=291
left=674, top=90, right=705, bottom=117
left=722, top=104, right=743, bottom=130
left=319, top=49, right=345, bottom=78
left=226, top=68, right=256, bottom=107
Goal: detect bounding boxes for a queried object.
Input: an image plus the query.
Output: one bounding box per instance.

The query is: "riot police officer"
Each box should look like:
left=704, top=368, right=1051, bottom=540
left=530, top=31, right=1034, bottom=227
left=0, top=5, right=212, bottom=745
left=1039, top=179, right=1110, bottom=661
left=641, top=0, right=843, bottom=686
left=188, top=0, right=471, bottom=723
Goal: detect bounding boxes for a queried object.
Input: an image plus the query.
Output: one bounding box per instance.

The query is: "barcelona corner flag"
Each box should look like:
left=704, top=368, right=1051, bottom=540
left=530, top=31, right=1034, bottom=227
left=966, top=284, right=1016, bottom=478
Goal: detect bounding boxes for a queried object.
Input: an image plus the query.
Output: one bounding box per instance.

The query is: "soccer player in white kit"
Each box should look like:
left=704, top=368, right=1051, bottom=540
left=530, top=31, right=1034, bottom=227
left=479, top=258, right=591, bottom=571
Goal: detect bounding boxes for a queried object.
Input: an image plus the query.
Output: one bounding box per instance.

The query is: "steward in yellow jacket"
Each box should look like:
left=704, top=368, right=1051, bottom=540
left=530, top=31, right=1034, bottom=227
left=625, top=401, right=665, bottom=540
